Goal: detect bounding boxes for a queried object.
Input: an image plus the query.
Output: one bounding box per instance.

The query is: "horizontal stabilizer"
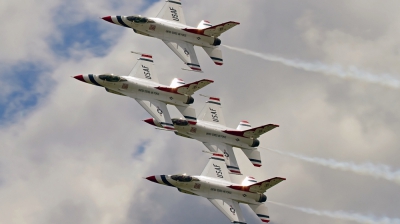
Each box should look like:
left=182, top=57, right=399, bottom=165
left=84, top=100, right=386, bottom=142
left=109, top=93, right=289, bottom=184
left=156, top=79, right=213, bottom=96
left=203, top=47, right=223, bottom=66
left=197, top=20, right=212, bottom=29
left=223, top=124, right=279, bottom=139
left=170, top=78, right=185, bottom=87
left=236, top=120, right=251, bottom=131
left=175, top=105, right=197, bottom=125
left=248, top=204, right=270, bottom=223
left=228, top=177, right=286, bottom=194
left=183, top=21, right=240, bottom=37
left=242, top=149, right=262, bottom=167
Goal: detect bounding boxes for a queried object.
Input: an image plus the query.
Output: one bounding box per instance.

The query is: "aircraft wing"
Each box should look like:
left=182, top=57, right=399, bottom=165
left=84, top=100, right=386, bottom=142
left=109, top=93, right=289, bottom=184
left=129, top=53, right=159, bottom=83
left=198, top=97, right=226, bottom=126
left=135, top=99, right=174, bottom=130
left=201, top=153, right=231, bottom=182
left=156, top=0, right=186, bottom=25
left=203, top=142, right=241, bottom=175
left=162, top=40, right=202, bottom=71
left=208, top=198, right=246, bottom=224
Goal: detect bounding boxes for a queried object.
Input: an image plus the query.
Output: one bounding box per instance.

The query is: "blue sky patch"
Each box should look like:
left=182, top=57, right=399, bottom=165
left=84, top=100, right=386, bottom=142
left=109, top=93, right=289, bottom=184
left=132, top=141, right=149, bottom=158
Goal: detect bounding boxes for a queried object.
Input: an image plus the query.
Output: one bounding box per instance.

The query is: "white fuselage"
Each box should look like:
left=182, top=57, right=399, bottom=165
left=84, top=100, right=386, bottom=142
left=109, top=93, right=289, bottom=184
left=152, top=174, right=265, bottom=205
left=173, top=120, right=257, bottom=150
left=88, top=74, right=192, bottom=106
left=118, top=16, right=219, bottom=48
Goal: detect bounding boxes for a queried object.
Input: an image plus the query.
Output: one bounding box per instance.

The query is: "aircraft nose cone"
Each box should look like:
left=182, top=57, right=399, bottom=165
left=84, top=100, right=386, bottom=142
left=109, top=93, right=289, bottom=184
left=73, top=74, right=86, bottom=83
left=102, top=16, right=113, bottom=23
left=145, top=176, right=158, bottom=183
left=143, top=118, right=156, bottom=126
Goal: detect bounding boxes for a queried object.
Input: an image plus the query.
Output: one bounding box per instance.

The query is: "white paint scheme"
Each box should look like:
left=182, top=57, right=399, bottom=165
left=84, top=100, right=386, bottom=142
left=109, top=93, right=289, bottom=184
left=73, top=52, right=213, bottom=130
left=144, top=97, right=279, bottom=173
left=145, top=153, right=285, bottom=223
left=101, top=0, right=239, bottom=71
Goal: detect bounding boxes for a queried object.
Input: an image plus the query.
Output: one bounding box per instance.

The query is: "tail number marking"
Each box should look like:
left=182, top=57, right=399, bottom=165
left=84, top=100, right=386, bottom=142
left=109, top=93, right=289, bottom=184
left=141, top=65, right=151, bottom=79
left=209, top=108, right=219, bottom=122
left=213, top=164, right=223, bottom=178
left=169, top=7, right=179, bottom=21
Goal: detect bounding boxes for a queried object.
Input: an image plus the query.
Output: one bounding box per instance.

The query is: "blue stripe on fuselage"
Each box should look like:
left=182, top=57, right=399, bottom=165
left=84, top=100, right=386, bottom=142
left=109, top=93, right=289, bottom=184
left=161, top=175, right=174, bottom=187
left=117, top=16, right=130, bottom=28
left=88, top=74, right=102, bottom=86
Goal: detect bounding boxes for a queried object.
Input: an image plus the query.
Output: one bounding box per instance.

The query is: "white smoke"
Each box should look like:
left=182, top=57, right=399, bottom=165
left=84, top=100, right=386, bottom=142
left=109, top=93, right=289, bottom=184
left=269, top=201, right=400, bottom=224
left=266, top=148, right=400, bottom=185
left=223, top=45, right=400, bottom=88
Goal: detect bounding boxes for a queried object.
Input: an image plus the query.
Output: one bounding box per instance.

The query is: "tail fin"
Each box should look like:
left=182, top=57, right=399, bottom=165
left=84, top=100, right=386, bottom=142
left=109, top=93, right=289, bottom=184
left=248, top=204, right=270, bottom=223
left=223, top=123, right=279, bottom=139
left=156, top=79, right=214, bottom=96
left=228, top=177, right=286, bottom=193
left=242, top=149, right=262, bottom=167
left=197, top=20, right=212, bottom=29
left=198, top=97, right=226, bottom=126
left=170, top=78, right=185, bottom=87
left=202, top=47, right=223, bottom=66
left=236, top=120, right=251, bottom=131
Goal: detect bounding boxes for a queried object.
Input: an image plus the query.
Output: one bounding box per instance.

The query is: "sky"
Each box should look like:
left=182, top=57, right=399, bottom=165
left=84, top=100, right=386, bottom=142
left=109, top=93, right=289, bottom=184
left=1, top=0, right=400, bottom=224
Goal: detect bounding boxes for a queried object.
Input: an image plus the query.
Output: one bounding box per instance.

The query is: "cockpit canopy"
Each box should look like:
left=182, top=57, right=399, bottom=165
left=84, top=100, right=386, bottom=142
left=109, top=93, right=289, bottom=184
left=98, top=74, right=127, bottom=82
left=172, top=118, right=189, bottom=126
left=126, top=15, right=153, bottom=23
left=171, top=174, right=199, bottom=182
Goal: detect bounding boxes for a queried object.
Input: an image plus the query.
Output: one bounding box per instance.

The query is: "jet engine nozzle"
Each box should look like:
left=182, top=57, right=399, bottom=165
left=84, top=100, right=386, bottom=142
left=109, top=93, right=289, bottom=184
left=251, top=139, right=260, bottom=147
left=143, top=118, right=162, bottom=128
left=212, top=38, right=221, bottom=46
left=257, top=194, right=267, bottom=202
left=185, top=96, right=194, bottom=104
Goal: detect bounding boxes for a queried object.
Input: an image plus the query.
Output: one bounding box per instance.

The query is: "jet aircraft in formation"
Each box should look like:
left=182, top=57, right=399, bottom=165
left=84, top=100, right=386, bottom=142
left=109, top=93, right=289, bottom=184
left=144, top=97, right=279, bottom=174
left=146, top=152, right=285, bottom=223
left=101, top=0, right=239, bottom=72
left=73, top=52, right=212, bottom=129
left=74, top=0, right=285, bottom=223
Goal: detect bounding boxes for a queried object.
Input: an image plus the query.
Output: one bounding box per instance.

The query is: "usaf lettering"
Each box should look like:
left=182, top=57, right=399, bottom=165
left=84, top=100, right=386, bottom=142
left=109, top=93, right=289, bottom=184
left=209, top=108, right=219, bottom=122
left=141, top=65, right=151, bottom=79
left=169, top=7, right=179, bottom=21
left=213, top=164, right=223, bottom=178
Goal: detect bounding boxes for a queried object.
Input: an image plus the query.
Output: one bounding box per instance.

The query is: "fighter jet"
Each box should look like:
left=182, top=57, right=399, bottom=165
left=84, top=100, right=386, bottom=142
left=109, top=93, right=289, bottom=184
left=145, top=152, right=285, bottom=223
left=73, top=52, right=213, bottom=129
left=101, top=0, right=239, bottom=72
left=144, top=97, right=279, bottom=174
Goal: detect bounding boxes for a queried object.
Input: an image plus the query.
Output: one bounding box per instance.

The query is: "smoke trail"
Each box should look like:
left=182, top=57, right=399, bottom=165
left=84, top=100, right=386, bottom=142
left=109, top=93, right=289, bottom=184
left=223, top=45, right=400, bottom=88
left=266, top=148, right=400, bottom=185
left=269, top=201, right=400, bottom=224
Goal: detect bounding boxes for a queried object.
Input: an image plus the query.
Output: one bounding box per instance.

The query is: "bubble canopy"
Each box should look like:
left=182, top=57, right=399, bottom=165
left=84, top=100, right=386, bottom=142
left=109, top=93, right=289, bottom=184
left=172, top=118, right=189, bottom=126
left=126, top=15, right=153, bottom=23
left=98, top=74, right=127, bottom=82
left=171, top=174, right=199, bottom=182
